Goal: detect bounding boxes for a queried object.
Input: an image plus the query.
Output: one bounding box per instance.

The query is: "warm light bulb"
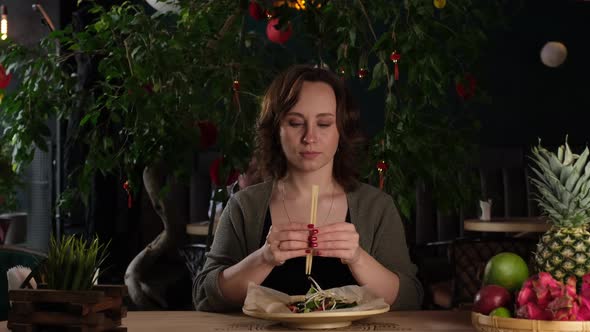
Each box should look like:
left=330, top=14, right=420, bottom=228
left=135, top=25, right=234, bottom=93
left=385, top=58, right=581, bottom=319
left=1, top=5, right=7, bottom=41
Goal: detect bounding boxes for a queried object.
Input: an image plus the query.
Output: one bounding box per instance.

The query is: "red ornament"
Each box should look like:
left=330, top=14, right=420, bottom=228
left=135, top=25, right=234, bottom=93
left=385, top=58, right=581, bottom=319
left=248, top=1, right=265, bottom=21
left=376, top=160, right=389, bottom=172
left=376, top=160, right=388, bottom=190
left=357, top=68, right=368, bottom=79
left=232, top=80, right=240, bottom=92
left=209, top=157, right=240, bottom=187
left=389, top=51, right=401, bottom=81
left=456, top=73, right=477, bottom=101
left=122, top=180, right=133, bottom=208
left=389, top=52, right=401, bottom=62
left=266, top=18, right=293, bottom=44
left=0, top=64, right=13, bottom=89
left=196, top=120, right=218, bottom=149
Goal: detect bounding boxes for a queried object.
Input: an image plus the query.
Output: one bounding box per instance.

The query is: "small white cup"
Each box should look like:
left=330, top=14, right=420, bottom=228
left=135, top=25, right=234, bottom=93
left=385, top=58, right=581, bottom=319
left=479, top=199, right=492, bottom=221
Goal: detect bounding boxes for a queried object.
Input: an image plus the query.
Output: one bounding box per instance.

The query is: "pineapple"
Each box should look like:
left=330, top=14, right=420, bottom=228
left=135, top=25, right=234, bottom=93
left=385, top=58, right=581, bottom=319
left=530, top=139, right=590, bottom=283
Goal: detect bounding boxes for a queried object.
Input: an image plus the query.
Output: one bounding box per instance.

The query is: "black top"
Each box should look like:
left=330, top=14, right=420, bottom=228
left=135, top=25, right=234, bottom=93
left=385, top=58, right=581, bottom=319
left=259, top=209, right=358, bottom=295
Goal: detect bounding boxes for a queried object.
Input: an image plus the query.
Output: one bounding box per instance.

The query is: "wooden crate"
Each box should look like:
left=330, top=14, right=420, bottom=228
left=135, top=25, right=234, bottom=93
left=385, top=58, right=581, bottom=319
left=7, top=285, right=128, bottom=332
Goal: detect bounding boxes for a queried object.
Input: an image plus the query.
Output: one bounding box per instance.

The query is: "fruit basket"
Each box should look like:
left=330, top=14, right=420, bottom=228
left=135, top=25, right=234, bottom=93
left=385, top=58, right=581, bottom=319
left=471, top=312, right=590, bottom=332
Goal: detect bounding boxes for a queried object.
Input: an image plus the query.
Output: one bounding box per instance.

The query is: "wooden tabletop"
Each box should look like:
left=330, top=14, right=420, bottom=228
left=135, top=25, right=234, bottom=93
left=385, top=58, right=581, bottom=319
left=464, top=217, right=551, bottom=234
left=186, top=213, right=221, bottom=237
left=186, top=222, right=216, bottom=236
left=0, top=310, right=475, bottom=332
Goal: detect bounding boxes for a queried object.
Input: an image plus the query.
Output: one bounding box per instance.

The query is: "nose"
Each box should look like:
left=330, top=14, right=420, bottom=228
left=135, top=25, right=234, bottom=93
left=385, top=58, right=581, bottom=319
left=302, top=125, right=316, bottom=144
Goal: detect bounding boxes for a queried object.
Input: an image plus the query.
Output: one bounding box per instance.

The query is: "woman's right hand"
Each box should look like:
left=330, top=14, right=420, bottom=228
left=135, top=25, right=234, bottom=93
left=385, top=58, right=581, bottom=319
left=262, top=223, right=312, bottom=266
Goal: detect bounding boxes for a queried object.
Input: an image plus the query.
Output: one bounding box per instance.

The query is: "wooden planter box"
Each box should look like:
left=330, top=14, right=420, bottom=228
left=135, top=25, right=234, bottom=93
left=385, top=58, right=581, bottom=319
left=7, top=285, right=127, bottom=332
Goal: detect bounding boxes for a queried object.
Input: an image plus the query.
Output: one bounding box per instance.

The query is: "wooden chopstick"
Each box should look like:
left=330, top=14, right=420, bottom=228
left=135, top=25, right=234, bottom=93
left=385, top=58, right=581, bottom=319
left=306, top=185, right=319, bottom=275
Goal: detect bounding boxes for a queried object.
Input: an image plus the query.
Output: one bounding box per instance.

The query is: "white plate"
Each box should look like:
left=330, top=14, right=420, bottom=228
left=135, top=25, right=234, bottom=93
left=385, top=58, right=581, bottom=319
left=243, top=304, right=390, bottom=329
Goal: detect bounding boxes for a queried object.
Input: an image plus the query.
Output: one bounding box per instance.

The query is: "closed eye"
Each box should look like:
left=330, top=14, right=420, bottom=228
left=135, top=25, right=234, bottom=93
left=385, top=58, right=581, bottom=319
left=289, top=122, right=304, bottom=127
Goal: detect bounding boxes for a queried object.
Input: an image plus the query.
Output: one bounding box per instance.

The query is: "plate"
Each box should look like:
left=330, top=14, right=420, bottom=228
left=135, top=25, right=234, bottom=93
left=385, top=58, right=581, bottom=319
left=243, top=304, right=390, bottom=329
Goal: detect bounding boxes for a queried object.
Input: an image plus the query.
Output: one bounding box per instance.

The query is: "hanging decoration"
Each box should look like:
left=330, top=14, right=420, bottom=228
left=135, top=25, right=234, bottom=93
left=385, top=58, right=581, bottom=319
left=266, top=18, right=293, bottom=44
left=122, top=180, right=133, bottom=209
left=232, top=78, right=241, bottom=111
left=540, top=41, right=567, bottom=68
left=433, top=0, right=446, bottom=9
left=248, top=1, right=265, bottom=21
left=273, top=0, right=317, bottom=10
left=144, top=0, right=180, bottom=14
left=357, top=68, right=368, bottom=79
left=455, top=73, right=477, bottom=101
left=0, top=64, right=12, bottom=89
left=389, top=51, right=401, bottom=81
left=376, top=160, right=389, bottom=190
left=209, top=157, right=240, bottom=187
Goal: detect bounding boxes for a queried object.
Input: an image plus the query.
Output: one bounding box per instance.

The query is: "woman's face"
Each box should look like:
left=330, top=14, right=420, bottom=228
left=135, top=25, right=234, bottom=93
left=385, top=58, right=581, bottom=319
left=279, top=81, right=340, bottom=174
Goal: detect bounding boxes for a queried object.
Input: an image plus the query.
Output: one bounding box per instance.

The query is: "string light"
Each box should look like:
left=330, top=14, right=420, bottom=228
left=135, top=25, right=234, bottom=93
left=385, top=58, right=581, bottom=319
left=1, top=5, right=8, bottom=41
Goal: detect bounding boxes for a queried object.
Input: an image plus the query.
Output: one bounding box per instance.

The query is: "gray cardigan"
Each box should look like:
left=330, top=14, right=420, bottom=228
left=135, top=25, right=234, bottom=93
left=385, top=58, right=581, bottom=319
left=193, top=180, right=423, bottom=312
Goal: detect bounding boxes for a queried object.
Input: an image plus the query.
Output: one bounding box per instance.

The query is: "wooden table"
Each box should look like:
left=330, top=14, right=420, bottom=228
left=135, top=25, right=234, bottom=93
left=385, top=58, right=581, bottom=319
left=186, top=222, right=216, bottom=236
left=0, top=310, right=475, bottom=332
left=186, top=216, right=220, bottom=237
left=464, top=217, right=550, bottom=237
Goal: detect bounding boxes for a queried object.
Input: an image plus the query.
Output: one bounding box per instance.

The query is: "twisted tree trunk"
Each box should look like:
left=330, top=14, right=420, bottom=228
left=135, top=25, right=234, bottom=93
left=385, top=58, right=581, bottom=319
left=124, top=164, right=190, bottom=309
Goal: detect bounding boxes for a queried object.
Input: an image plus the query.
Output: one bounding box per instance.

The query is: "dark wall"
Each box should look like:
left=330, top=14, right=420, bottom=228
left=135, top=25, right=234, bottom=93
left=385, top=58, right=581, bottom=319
left=479, top=0, right=590, bottom=149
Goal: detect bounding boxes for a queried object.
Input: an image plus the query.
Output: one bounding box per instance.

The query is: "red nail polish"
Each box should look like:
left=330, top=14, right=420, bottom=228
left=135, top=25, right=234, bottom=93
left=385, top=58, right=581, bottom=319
left=308, top=236, right=317, bottom=241
left=312, top=229, right=319, bottom=234
left=305, top=249, right=311, bottom=253
left=307, top=224, right=315, bottom=229
left=315, top=250, right=321, bottom=255
left=312, top=242, right=318, bottom=247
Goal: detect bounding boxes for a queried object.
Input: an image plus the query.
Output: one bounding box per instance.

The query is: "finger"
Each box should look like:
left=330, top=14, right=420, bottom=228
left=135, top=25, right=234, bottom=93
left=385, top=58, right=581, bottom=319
left=277, top=240, right=310, bottom=250
left=273, top=230, right=311, bottom=243
left=316, top=222, right=355, bottom=233
left=314, top=249, right=355, bottom=260
left=274, top=249, right=309, bottom=262
left=273, top=222, right=314, bottom=232
left=315, top=231, right=358, bottom=242
left=314, top=240, right=357, bottom=250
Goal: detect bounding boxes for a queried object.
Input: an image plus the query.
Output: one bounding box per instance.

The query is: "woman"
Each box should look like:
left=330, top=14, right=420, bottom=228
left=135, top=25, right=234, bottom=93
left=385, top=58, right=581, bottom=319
left=193, top=65, right=423, bottom=312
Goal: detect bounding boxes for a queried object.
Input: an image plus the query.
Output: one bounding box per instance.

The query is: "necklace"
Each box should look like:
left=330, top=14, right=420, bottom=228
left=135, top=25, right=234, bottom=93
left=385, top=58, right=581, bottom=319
left=280, top=180, right=335, bottom=224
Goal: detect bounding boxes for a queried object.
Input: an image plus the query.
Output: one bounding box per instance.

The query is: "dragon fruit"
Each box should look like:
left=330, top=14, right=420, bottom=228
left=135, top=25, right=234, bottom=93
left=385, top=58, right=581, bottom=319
left=516, top=302, right=553, bottom=320
left=516, top=272, right=590, bottom=321
left=577, top=275, right=590, bottom=320
left=549, top=276, right=579, bottom=320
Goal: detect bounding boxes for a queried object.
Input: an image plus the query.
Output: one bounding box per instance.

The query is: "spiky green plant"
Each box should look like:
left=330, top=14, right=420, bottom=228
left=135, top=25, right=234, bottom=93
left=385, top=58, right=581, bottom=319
left=44, top=234, right=110, bottom=290
left=530, top=139, right=590, bottom=283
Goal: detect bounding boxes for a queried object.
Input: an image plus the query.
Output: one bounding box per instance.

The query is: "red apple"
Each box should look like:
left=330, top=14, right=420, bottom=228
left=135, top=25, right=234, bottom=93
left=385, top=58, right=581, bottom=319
left=473, top=285, right=512, bottom=315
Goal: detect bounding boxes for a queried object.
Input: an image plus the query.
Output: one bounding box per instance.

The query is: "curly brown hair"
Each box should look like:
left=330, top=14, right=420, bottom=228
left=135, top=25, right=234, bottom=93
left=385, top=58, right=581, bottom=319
left=254, top=65, right=365, bottom=192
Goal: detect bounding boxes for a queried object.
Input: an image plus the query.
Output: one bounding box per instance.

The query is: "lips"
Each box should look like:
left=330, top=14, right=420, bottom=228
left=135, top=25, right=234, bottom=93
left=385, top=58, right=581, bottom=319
left=300, top=151, right=321, bottom=159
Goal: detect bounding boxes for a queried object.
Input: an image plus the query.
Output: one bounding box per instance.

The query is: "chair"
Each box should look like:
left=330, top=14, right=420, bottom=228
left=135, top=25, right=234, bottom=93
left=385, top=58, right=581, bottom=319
left=413, top=237, right=537, bottom=309
left=451, top=237, right=536, bottom=307
left=0, top=245, right=46, bottom=321
left=413, top=147, right=540, bottom=245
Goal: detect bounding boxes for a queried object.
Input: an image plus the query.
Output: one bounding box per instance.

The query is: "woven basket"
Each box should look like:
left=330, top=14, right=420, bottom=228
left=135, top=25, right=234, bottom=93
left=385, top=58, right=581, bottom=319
left=471, top=312, right=590, bottom=332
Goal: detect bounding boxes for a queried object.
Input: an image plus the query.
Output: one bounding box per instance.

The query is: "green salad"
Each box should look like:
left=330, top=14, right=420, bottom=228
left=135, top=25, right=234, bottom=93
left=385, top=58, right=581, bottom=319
left=287, top=277, right=358, bottom=313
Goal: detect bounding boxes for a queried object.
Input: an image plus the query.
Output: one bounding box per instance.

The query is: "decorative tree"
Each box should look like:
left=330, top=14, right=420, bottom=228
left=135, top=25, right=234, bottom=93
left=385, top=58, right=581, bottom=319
left=0, top=0, right=513, bottom=308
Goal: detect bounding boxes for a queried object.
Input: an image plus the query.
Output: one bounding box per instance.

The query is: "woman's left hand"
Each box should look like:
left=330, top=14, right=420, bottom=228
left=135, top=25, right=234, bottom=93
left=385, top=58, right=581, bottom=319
left=313, top=222, right=362, bottom=264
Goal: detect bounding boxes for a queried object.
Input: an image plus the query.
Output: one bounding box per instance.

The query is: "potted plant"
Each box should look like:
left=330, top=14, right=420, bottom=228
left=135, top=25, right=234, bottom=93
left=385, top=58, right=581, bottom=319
left=0, top=144, right=27, bottom=245
left=7, top=234, right=127, bottom=331
left=1, top=0, right=512, bottom=308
